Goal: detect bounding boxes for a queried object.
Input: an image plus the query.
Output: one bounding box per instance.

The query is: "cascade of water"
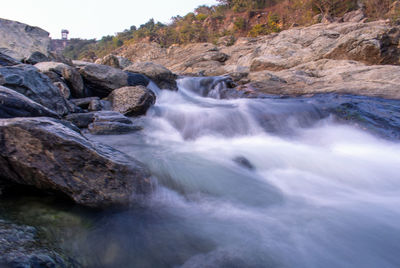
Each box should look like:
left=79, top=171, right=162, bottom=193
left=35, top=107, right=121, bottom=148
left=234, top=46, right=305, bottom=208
left=84, top=76, right=400, bottom=267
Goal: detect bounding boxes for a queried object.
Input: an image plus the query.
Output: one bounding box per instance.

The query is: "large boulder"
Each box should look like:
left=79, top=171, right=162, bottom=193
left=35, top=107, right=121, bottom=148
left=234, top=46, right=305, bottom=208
left=0, top=86, right=59, bottom=118
left=78, top=63, right=128, bottom=98
left=124, top=62, right=177, bottom=90
left=106, top=86, right=156, bottom=116
left=0, top=18, right=50, bottom=61
left=0, top=117, right=151, bottom=208
left=0, top=65, right=71, bottom=115
left=35, top=61, right=85, bottom=98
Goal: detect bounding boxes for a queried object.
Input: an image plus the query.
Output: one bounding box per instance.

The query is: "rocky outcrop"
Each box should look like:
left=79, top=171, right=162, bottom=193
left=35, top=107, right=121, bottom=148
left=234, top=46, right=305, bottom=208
left=0, top=64, right=71, bottom=115
left=0, top=18, right=50, bottom=61
left=35, top=61, right=85, bottom=98
left=246, top=59, right=400, bottom=100
left=124, top=62, right=177, bottom=90
left=0, top=86, right=59, bottom=118
left=116, top=20, right=400, bottom=100
left=65, top=111, right=133, bottom=129
left=0, top=117, right=151, bottom=208
left=106, top=86, right=156, bottom=116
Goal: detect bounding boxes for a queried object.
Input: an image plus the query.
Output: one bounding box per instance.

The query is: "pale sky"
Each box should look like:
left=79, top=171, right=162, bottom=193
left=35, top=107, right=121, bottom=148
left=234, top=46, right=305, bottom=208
left=0, top=0, right=219, bottom=40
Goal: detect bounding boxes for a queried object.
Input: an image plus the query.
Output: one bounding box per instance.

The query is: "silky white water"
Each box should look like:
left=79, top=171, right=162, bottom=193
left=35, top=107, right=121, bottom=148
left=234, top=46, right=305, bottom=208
left=88, top=78, right=400, bottom=268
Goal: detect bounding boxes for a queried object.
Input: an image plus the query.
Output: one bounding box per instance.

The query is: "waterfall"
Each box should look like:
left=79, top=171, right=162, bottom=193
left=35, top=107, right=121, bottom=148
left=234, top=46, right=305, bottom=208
left=83, top=76, right=400, bottom=267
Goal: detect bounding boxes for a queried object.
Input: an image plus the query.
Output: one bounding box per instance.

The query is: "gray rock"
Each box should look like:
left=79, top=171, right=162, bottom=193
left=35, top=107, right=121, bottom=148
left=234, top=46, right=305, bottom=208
left=78, top=63, right=128, bottom=98
left=0, top=52, right=20, bottom=66
left=95, top=54, right=132, bottom=69
left=88, top=99, right=103, bottom=111
left=0, top=219, right=71, bottom=268
left=0, top=85, right=59, bottom=118
left=0, top=117, right=151, bottom=208
left=106, top=86, right=156, bottom=116
left=35, top=61, right=85, bottom=98
left=0, top=18, right=50, bottom=61
left=64, top=111, right=132, bottom=128
left=124, top=62, right=177, bottom=90
left=53, top=81, right=71, bottom=99
left=88, top=121, right=142, bottom=135
left=0, top=65, right=71, bottom=115
left=70, top=97, right=100, bottom=109
left=24, top=51, right=49, bottom=65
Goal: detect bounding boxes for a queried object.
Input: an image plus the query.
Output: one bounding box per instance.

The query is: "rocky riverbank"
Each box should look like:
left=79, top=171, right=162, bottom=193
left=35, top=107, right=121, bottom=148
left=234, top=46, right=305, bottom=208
left=0, top=15, right=400, bottom=267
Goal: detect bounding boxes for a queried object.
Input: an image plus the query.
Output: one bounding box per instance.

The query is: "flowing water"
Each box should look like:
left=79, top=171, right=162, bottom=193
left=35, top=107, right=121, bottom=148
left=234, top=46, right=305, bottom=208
left=4, top=77, right=400, bottom=267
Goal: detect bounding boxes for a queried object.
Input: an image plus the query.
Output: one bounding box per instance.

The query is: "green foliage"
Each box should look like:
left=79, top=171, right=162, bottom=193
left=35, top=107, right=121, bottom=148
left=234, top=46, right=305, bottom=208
left=248, top=24, right=269, bottom=36
left=61, top=0, right=396, bottom=60
left=234, top=17, right=247, bottom=30
left=196, top=13, right=208, bottom=21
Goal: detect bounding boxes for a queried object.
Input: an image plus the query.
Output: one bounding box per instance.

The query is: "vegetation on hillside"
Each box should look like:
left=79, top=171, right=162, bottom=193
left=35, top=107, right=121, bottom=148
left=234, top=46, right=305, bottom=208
left=63, top=0, right=400, bottom=60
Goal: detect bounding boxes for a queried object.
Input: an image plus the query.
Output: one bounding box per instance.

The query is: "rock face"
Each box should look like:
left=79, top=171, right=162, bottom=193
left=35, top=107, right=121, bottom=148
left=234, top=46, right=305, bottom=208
left=0, top=86, right=59, bottom=118
left=78, top=63, right=128, bottom=98
left=124, top=62, right=177, bottom=90
left=116, top=20, right=400, bottom=99
left=0, top=117, right=151, bottom=208
left=0, top=18, right=50, bottom=61
left=0, top=65, right=71, bottom=115
left=35, top=61, right=85, bottom=98
left=247, top=59, right=400, bottom=100
left=106, top=86, right=156, bottom=116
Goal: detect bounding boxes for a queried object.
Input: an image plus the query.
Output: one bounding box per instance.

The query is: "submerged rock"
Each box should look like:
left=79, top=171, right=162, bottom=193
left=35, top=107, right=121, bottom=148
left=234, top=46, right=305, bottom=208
left=0, top=117, right=152, bottom=208
left=106, top=86, right=156, bottom=116
left=0, top=86, right=59, bottom=118
left=0, top=219, right=73, bottom=268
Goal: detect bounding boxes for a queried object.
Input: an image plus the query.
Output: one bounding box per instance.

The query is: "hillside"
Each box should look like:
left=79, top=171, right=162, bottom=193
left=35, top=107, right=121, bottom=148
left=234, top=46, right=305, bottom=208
left=62, top=0, right=400, bottom=61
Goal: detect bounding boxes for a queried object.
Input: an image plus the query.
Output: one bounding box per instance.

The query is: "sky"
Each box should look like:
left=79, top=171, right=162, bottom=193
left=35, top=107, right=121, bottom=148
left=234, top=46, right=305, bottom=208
left=0, top=0, right=219, bottom=40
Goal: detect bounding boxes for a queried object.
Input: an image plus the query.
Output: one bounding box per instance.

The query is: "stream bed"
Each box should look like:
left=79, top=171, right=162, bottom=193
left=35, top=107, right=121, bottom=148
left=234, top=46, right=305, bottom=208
left=2, top=78, right=400, bottom=267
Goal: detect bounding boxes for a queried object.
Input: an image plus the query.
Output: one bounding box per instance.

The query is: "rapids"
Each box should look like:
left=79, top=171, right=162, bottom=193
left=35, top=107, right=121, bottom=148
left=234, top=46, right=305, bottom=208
left=80, top=77, right=400, bottom=267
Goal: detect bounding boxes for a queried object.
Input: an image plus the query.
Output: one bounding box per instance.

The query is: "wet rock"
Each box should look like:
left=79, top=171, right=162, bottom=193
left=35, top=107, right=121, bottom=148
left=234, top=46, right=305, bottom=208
left=0, top=64, right=71, bottom=115
left=106, top=86, right=156, bottom=116
left=78, top=63, right=128, bottom=98
left=124, top=62, right=177, bottom=90
left=0, top=85, right=59, bottom=118
left=0, top=117, right=151, bottom=208
left=65, top=111, right=132, bottom=129
left=0, top=52, right=20, bottom=66
left=126, top=71, right=150, bottom=87
left=0, top=219, right=71, bottom=268
left=233, top=156, right=255, bottom=170
left=35, top=61, right=85, bottom=98
left=88, top=121, right=142, bottom=135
